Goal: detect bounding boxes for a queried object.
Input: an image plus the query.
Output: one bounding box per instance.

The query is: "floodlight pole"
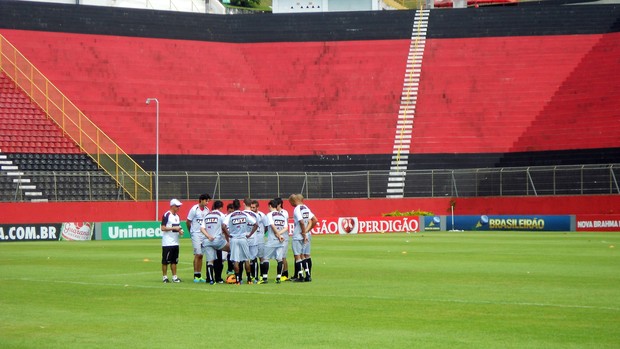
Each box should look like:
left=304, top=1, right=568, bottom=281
left=146, top=98, right=159, bottom=221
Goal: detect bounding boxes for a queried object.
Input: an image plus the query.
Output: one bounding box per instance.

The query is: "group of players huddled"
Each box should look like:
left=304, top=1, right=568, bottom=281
left=160, top=193, right=318, bottom=285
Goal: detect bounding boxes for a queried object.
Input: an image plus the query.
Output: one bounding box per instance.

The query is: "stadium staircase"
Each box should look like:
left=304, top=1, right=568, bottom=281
left=0, top=73, right=123, bottom=201
left=0, top=34, right=151, bottom=202
left=387, top=8, right=430, bottom=198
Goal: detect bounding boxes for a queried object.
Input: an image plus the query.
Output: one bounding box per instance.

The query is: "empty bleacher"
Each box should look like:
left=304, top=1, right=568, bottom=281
left=0, top=1, right=618, bottom=181
left=0, top=73, right=123, bottom=202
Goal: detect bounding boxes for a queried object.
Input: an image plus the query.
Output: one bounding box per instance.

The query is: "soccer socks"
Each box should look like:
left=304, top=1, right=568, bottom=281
left=306, top=258, right=312, bottom=277
left=227, top=254, right=234, bottom=274
left=295, top=260, right=304, bottom=279
left=236, top=267, right=242, bottom=284
left=250, top=259, right=257, bottom=281
left=277, top=261, right=283, bottom=278
left=206, top=264, right=214, bottom=283
left=302, top=259, right=309, bottom=276
left=214, top=258, right=223, bottom=282
left=261, top=261, right=270, bottom=281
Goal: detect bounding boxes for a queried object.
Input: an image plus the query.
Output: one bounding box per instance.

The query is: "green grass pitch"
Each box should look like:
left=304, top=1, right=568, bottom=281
left=1, top=232, right=619, bottom=348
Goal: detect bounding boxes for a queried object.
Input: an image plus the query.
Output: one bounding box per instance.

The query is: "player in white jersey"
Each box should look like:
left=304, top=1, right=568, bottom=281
left=274, top=197, right=291, bottom=280
left=223, top=199, right=258, bottom=284
left=161, top=198, right=185, bottom=283
left=243, top=198, right=261, bottom=283
left=186, top=193, right=211, bottom=283
left=201, top=200, right=230, bottom=284
left=250, top=199, right=266, bottom=282
left=289, top=194, right=318, bottom=282
left=258, top=199, right=288, bottom=284
left=223, top=202, right=236, bottom=275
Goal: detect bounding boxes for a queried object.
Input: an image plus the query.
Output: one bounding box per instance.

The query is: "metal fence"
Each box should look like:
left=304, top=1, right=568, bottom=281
left=0, top=171, right=127, bottom=202
left=2, top=164, right=618, bottom=202
left=157, top=164, right=620, bottom=200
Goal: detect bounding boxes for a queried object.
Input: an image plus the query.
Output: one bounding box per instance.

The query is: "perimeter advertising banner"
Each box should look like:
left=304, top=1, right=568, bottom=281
left=309, top=216, right=420, bottom=234
left=59, top=222, right=94, bottom=241
left=0, top=222, right=94, bottom=242
left=575, top=215, right=620, bottom=232
left=100, top=221, right=191, bottom=240
left=101, top=221, right=162, bottom=240
left=450, top=215, right=571, bottom=231
left=423, top=216, right=442, bottom=231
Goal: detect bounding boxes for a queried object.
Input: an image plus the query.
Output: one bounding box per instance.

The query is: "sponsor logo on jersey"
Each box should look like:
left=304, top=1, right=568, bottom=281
left=205, top=217, right=219, bottom=224
left=231, top=217, right=246, bottom=225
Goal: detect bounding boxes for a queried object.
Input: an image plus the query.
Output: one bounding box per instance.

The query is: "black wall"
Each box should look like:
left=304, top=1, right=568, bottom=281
left=0, top=0, right=618, bottom=43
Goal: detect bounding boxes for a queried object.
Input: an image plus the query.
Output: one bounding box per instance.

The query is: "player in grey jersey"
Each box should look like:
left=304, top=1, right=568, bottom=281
left=201, top=200, right=230, bottom=284
left=289, top=194, right=318, bottom=282
left=224, top=199, right=258, bottom=284
left=258, top=199, right=288, bottom=284
left=274, top=197, right=291, bottom=280
left=186, top=193, right=211, bottom=283
left=250, top=199, right=266, bottom=282
left=243, top=198, right=261, bottom=283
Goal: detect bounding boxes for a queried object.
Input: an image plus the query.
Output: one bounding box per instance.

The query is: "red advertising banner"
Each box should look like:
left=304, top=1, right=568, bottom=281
left=308, top=216, right=420, bottom=235
left=576, top=215, right=620, bottom=232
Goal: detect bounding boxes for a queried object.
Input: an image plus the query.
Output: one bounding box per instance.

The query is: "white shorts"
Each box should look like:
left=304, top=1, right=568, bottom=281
left=191, top=232, right=206, bottom=255
left=263, top=245, right=282, bottom=261
left=278, top=240, right=289, bottom=260
left=248, top=244, right=258, bottom=260
left=257, top=243, right=265, bottom=259
left=292, top=240, right=311, bottom=256
left=230, top=238, right=251, bottom=262
left=204, top=238, right=227, bottom=261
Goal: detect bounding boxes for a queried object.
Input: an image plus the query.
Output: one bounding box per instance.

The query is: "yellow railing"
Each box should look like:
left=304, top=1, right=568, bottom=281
left=0, top=34, right=152, bottom=201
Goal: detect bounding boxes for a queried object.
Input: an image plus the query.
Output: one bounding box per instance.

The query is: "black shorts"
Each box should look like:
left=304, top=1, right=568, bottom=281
left=162, top=245, right=179, bottom=265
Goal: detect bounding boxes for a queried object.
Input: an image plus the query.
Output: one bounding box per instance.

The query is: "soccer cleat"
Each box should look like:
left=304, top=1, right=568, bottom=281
left=209, top=280, right=215, bottom=285
left=293, top=278, right=305, bottom=282
left=304, top=276, right=312, bottom=282
left=257, top=279, right=268, bottom=284
left=163, top=278, right=170, bottom=283
left=276, top=278, right=281, bottom=284
left=280, top=276, right=289, bottom=282
left=194, top=277, right=206, bottom=283
left=173, top=278, right=182, bottom=283
left=216, top=280, right=224, bottom=284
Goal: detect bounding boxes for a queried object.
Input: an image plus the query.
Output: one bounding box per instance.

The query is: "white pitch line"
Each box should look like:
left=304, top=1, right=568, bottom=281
left=7, top=277, right=619, bottom=312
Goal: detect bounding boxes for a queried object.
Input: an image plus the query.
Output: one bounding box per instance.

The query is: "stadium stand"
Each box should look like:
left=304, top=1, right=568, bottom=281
left=0, top=1, right=618, bottom=201
left=0, top=73, right=124, bottom=202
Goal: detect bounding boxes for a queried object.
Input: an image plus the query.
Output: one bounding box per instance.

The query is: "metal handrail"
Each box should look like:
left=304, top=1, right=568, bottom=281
left=0, top=34, right=152, bottom=200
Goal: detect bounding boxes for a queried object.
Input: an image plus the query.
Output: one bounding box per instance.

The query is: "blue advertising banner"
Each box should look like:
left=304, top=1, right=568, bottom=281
left=423, top=216, right=442, bottom=231
left=451, top=215, right=571, bottom=231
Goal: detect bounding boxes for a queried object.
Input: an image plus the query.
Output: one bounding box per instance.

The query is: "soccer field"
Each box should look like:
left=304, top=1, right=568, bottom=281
left=1, top=232, right=618, bottom=349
